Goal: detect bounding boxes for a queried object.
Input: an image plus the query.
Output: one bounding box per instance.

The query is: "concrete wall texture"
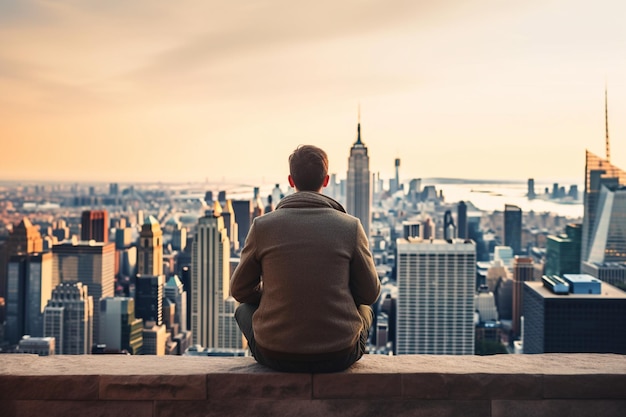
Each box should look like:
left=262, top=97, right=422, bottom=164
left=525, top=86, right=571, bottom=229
left=1, top=354, right=625, bottom=417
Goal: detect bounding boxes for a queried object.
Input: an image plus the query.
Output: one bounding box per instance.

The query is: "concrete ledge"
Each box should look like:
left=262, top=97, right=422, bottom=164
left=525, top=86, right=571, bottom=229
left=1, top=354, right=625, bottom=416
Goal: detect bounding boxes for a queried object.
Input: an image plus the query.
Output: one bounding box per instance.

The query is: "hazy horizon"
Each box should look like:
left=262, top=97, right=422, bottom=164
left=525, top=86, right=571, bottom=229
left=0, top=175, right=583, bottom=188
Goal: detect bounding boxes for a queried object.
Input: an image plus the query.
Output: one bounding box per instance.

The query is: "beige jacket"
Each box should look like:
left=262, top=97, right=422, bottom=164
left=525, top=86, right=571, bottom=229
left=230, top=191, right=380, bottom=356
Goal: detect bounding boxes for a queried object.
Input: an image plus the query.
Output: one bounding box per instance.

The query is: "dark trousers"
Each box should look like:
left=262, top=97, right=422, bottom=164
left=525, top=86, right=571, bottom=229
left=234, top=303, right=373, bottom=373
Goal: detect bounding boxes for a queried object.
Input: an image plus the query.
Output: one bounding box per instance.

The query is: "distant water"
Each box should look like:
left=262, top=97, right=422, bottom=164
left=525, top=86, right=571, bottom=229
left=201, top=178, right=584, bottom=220
left=425, top=179, right=584, bottom=219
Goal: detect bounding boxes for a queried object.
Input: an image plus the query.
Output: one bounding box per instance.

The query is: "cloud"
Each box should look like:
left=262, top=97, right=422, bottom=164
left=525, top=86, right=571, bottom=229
left=0, top=0, right=538, bottom=106
left=127, top=1, right=453, bottom=79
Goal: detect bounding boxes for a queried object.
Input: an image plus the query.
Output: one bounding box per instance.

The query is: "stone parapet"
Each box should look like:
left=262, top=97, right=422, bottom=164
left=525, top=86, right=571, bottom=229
left=1, top=354, right=625, bottom=416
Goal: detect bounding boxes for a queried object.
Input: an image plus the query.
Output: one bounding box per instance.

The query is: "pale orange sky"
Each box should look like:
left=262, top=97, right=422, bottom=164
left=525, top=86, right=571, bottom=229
left=1, top=0, right=625, bottom=185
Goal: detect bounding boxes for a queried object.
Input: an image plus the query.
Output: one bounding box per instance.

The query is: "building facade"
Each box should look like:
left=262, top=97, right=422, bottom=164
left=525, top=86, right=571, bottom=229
left=5, top=252, right=52, bottom=344
left=586, top=186, right=626, bottom=264
left=0, top=218, right=43, bottom=302
left=137, top=216, right=163, bottom=276
left=51, top=240, right=115, bottom=344
left=523, top=278, right=626, bottom=354
left=191, top=203, right=241, bottom=349
left=457, top=201, right=468, bottom=239
left=135, top=274, right=165, bottom=326
left=581, top=150, right=626, bottom=263
left=504, top=204, right=522, bottom=255
left=545, top=223, right=582, bottom=276
left=142, top=322, right=167, bottom=355
left=99, top=297, right=143, bottom=354
left=396, top=238, right=476, bottom=355
left=164, top=275, right=187, bottom=333
left=80, top=210, right=109, bottom=243
left=512, top=256, right=534, bottom=339
left=221, top=200, right=239, bottom=254
left=581, top=261, right=626, bottom=290
left=231, top=200, right=253, bottom=248
left=43, top=282, right=93, bottom=354
left=171, top=223, right=187, bottom=252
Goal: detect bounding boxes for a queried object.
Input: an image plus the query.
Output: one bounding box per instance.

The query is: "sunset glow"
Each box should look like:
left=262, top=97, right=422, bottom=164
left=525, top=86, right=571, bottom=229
left=2, top=0, right=626, bottom=185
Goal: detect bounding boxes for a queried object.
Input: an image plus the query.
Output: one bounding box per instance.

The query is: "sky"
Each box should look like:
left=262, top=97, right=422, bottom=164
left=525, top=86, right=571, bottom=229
left=1, top=0, right=626, bottom=186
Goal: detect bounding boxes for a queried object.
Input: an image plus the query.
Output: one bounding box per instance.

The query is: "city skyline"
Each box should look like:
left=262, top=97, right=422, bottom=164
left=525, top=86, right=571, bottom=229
left=2, top=1, right=626, bottom=183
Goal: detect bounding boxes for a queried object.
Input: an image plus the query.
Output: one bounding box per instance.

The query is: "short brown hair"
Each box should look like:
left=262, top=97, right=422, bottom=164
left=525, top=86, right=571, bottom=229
left=288, top=145, right=328, bottom=191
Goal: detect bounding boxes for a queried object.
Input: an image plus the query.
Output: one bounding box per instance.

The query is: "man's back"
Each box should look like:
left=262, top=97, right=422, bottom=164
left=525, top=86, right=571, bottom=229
left=230, top=144, right=380, bottom=372
left=231, top=191, right=380, bottom=356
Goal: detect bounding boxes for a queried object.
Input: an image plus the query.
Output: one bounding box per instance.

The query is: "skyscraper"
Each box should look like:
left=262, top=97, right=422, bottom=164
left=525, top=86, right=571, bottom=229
left=524, top=277, right=626, bottom=354
left=545, top=223, right=582, bottom=276
left=43, top=282, right=93, bottom=354
left=115, top=227, right=133, bottom=249
left=475, top=286, right=499, bottom=322
left=457, top=201, right=468, bottom=239
left=581, top=152, right=626, bottom=262
left=137, top=216, right=163, bottom=276
left=252, top=188, right=265, bottom=220
left=512, top=256, right=534, bottom=339
left=80, top=210, right=109, bottom=243
left=396, top=238, right=476, bottom=355
left=135, top=274, right=165, bottom=326
left=164, top=275, right=187, bottom=332
left=99, top=297, right=143, bottom=354
left=5, top=252, right=52, bottom=344
left=586, top=186, right=626, bottom=264
left=581, top=262, right=626, bottom=290
left=191, top=202, right=241, bottom=349
left=394, top=158, right=401, bottom=194
left=493, top=246, right=514, bottom=268
left=142, top=322, right=167, bottom=355
left=0, top=218, right=43, bottom=301
left=408, top=179, right=421, bottom=204
left=180, top=265, right=192, bottom=331
left=231, top=199, right=253, bottom=247
left=171, top=223, right=187, bottom=252
left=51, top=240, right=115, bottom=344
left=421, top=217, right=435, bottom=240
left=504, top=204, right=522, bottom=255
left=579, top=97, right=626, bottom=282
left=443, top=210, right=456, bottom=241
left=346, top=116, right=371, bottom=240
left=204, top=191, right=214, bottom=206
left=527, top=178, right=536, bottom=200
left=221, top=200, right=239, bottom=254
left=135, top=263, right=166, bottom=355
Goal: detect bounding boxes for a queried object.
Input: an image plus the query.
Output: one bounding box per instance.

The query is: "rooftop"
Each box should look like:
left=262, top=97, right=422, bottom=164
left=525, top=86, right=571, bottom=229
left=397, top=238, right=475, bottom=251
left=526, top=281, right=626, bottom=299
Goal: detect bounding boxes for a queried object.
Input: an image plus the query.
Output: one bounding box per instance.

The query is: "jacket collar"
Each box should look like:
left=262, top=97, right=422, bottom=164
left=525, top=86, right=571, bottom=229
left=275, top=191, right=346, bottom=213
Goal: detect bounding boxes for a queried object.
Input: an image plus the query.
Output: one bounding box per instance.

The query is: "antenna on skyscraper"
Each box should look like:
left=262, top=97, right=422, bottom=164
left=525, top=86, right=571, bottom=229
left=356, top=103, right=362, bottom=145
left=605, top=83, right=611, bottom=162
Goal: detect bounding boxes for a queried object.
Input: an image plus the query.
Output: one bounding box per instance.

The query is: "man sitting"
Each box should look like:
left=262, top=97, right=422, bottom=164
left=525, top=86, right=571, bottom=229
left=231, top=144, right=380, bottom=373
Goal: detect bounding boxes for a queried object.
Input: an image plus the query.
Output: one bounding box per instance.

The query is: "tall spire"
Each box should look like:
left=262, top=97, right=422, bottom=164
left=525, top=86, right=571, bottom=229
left=605, top=84, right=611, bottom=162
left=355, top=104, right=363, bottom=145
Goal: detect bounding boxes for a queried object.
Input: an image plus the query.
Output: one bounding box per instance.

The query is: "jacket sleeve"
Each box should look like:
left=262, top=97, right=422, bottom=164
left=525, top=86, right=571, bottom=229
left=349, top=221, right=381, bottom=306
left=230, top=221, right=262, bottom=304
